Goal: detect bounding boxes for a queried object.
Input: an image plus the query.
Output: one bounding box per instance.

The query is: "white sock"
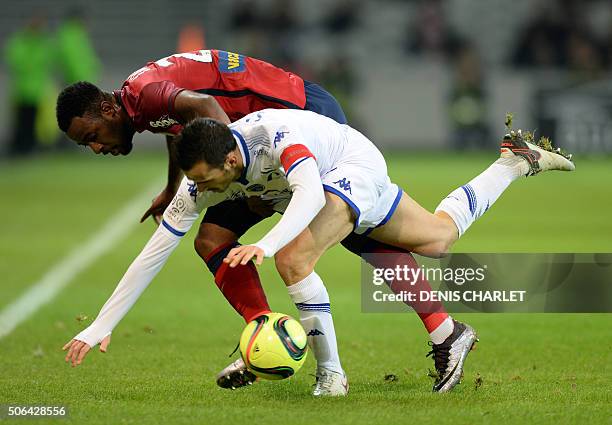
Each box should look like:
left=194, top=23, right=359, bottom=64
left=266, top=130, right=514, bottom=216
left=429, top=316, right=454, bottom=345
left=435, top=157, right=528, bottom=236
left=287, top=271, right=343, bottom=374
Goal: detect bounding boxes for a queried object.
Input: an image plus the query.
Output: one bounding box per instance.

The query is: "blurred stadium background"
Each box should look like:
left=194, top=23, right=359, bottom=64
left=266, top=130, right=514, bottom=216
left=1, top=0, right=612, bottom=155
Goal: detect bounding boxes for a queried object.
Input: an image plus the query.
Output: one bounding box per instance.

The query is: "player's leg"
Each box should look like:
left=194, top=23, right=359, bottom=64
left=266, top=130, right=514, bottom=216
left=196, top=199, right=274, bottom=390
left=274, top=192, right=355, bottom=396
left=340, top=234, right=454, bottom=344
left=369, top=130, right=576, bottom=255
left=365, top=192, right=457, bottom=256
left=365, top=130, right=574, bottom=391
left=195, top=199, right=272, bottom=323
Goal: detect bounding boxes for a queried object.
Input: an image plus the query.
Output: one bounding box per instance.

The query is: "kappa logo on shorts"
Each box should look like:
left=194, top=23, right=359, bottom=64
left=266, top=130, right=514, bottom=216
left=218, top=50, right=246, bottom=73
left=333, top=178, right=352, bottom=194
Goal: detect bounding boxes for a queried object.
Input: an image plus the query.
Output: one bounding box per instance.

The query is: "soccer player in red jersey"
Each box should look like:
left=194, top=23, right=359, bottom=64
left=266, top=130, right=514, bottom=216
left=58, top=50, right=457, bottom=394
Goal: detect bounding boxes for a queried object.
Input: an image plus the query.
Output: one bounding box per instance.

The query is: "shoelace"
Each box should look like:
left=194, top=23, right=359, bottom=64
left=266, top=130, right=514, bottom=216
left=315, top=372, right=335, bottom=391
left=426, top=341, right=451, bottom=378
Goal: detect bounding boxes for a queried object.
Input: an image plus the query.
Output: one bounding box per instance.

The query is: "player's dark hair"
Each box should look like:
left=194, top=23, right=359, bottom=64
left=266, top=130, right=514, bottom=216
left=176, top=118, right=237, bottom=170
left=56, top=81, right=106, bottom=132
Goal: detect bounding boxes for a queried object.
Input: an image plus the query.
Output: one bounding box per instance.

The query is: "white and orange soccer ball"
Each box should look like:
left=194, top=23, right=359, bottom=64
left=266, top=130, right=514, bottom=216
left=239, top=312, right=308, bottom=380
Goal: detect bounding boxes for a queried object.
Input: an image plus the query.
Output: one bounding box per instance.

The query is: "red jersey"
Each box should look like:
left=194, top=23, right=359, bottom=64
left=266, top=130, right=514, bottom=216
left=114, top=50, right=306, bottom=135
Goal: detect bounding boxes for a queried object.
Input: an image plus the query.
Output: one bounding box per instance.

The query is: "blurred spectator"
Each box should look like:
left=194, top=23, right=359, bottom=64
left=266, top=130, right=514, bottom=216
left=510, top=0, right=594, bottom=69
left=324, top=0, right=359, bottom=34
left=404, top=0, right=463, bottom=60
left=565, top=30, right=606, bottom=83
left=511, top=7, right=569, bottom=67
left=266, top=0, right=298, bottom=35
left=3, top=14, right=54, bottom=156
left=512, top=0, right=608, bottom=82
left=230, top=0, right=262, bottom=31
left=604, top=21, right=612, bottom=70
left=56, top=8, right=101, bottom=84
left=264, top=0, right=301, bottom=67
left=317, top=55, right=359, bottom=125
left=178, top=22, right=206, bottom=52
left=228, top=0, right=267, bottom=58
left=448, top=44, right=490, bottom=150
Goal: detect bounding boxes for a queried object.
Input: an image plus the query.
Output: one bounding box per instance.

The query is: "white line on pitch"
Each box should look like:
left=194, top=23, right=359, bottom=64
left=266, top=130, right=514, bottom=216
left=0, top=182, right=161, bottom=340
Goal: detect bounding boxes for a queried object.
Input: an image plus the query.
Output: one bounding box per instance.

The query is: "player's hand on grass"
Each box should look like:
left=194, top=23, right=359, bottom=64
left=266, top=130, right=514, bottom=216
left=62, top=335, right=111, bottom=367
left=224, top=245, right=265, bottom=267
left=140, top=187, right=176, bottom=225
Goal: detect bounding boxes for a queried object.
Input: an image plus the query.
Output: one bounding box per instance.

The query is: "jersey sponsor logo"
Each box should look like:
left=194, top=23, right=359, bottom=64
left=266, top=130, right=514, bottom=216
left=333, top=178, right=352, bottom=194
left=246, top=184, right=265, bottom=192
left=266, top=171, right=283, bottom=182
left=227, top=190, right=247, bottom=201
left=218, top=50, right=246, bottom=73
left=253, top=147, right=268, bottom=158
left=261, top=188, right=291, bottom=198
left=307, top=329, right=325, bottom=336
left=150, top=115, right=179, bottom=128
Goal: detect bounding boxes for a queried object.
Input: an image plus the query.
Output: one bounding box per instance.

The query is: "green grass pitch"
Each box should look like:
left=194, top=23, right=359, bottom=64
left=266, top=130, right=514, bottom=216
left=0, top=152, right=610, bottom=424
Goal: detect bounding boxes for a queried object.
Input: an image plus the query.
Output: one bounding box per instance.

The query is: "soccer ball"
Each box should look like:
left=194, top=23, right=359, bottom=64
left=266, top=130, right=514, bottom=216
left=239, top=312, right=308, bottom=380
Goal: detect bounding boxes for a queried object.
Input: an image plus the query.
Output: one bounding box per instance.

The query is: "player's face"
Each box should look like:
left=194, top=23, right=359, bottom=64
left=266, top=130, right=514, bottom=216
left=184, top=160, right=235, bottom=193
left=66, top=102, right=134, bottom=156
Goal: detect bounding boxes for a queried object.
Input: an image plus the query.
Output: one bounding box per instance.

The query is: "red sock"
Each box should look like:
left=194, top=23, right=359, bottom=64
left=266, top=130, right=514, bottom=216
left=365, top=243, right=449, bottom=333
left=205, top=242, right=271, bottom=323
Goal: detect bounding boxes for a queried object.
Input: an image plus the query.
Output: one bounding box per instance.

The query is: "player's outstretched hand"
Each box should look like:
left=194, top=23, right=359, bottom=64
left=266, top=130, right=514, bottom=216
left=62, top=335, right=111, bottom=367
left=224, top=245, right=264, bottom=267
left=140, top=187, right=175, bottom=225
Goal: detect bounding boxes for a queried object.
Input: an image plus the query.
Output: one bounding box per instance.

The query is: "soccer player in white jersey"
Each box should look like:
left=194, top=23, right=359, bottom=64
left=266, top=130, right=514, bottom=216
left=63, top=109, right=574, bottom=395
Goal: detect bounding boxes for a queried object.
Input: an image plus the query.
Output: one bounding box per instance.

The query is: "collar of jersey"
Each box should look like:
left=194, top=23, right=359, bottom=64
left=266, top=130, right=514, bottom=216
left=232, top=129, right=250, bottom=185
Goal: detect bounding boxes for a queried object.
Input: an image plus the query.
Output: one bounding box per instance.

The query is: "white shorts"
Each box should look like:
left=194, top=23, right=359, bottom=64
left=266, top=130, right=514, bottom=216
left=321, top=127, right=402, bottom=235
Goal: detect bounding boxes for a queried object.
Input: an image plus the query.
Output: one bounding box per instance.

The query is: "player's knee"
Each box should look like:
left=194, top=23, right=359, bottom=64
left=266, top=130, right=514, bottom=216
left=194, top=235, right=220, bottom=260
left=413, top=217, right=457, bottom=257
left=274, top=251, right=315, bottom=284
left=414, top=239, right=453, bottom=258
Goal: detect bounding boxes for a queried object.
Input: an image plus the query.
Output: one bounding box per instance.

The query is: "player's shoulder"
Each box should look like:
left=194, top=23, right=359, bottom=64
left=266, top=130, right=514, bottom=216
left=232, top=109, right=296, bottom=132
left=231, top=111, right=296, bottom=147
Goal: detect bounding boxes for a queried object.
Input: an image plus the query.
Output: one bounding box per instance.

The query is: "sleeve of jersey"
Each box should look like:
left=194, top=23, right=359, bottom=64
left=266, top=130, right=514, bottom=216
left=136, top=81, right=185, bottom=123
left=73, top=179, right=201, bottom=347
left=254, top=157, right=325, bottom=257
left=279, top=143, right=316, bottom=177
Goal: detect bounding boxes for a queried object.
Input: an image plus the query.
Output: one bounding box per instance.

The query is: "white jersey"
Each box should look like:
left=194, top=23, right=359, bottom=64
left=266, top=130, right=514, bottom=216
left=74, top=109, right=401, bottom=347
left=177, top=108, right=351, bottom=212
left=164, top=108, right=398, bottom=236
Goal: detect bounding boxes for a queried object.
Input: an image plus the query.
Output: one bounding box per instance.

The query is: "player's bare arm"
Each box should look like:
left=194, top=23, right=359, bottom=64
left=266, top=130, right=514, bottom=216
left=174, top=90, right=231, bottom=125
left=141, top=91, right=231, bottom=223
left=141, top=135, right=183, bottom=224
left=61, top=180, right=204, bottom=368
